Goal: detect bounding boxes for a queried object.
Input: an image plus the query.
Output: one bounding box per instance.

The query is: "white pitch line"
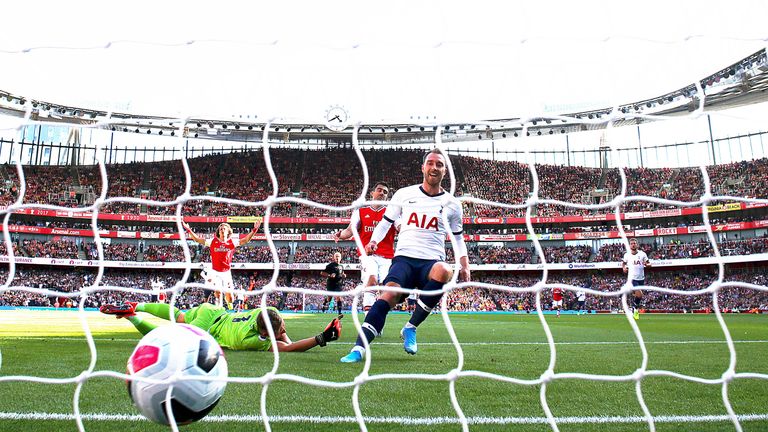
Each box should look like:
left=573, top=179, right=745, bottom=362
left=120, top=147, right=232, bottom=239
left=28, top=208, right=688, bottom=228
left=0, top=411, right=767, bottom=425
left=1, top=337, right=766, bottom=346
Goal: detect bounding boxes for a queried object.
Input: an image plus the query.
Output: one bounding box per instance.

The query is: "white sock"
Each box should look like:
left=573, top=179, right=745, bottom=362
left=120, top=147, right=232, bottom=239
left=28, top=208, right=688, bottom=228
left=351, top=346, right=365, bottom=355
left=404, top=322, right=416, bottom=330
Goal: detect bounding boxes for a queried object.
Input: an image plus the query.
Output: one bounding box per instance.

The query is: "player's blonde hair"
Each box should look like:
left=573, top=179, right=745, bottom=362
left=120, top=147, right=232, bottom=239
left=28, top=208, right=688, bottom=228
left=256, top=309, right=284, bottom=336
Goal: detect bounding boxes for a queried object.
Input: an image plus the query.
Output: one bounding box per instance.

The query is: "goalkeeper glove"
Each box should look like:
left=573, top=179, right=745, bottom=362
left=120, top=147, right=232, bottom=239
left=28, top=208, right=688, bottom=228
left=315, top=314, right=343, bottom=347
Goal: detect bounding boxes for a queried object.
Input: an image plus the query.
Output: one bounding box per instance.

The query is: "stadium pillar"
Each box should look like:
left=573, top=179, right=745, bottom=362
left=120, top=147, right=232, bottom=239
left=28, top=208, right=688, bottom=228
left=636, top=125, right=644, bottom=168
left=566, top=134, right=571, bottom=166
left=707, top=114, right=717, bottom=165
left=108, top=132, right=114, bottom=164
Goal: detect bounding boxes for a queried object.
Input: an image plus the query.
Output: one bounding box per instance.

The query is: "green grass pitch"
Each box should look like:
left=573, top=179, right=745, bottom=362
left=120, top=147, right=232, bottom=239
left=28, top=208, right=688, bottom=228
left=0, top=309, right=766, bottom=431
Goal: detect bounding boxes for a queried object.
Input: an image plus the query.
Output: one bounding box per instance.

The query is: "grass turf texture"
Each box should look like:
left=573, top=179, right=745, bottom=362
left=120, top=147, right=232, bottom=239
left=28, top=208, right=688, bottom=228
left=0, top=310, right=766, bottom=431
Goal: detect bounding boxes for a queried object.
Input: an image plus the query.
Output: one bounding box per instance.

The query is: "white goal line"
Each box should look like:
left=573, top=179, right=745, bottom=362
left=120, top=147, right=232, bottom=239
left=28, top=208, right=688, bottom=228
left=3, top=337, right=767, bottom=346
left=1, top=411, right=767, bottom=426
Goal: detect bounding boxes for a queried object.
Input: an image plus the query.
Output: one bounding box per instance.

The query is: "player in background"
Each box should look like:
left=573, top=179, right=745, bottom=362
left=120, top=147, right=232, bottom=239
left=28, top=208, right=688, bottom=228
left=320, top=252, right=346, bottom=314
left=341, top=148, right=470, bottom=363
left=406, top=292, right=418, bottom=314
left=183, top=220, right=261, bottom=310
left=575, top=281, right=587, bottom=315
left=100, top=301, right=341, bottom=352
left=150, top=278, right=166, bottom=303
left=622, top=238, right=651, bottom=320
left=552, top=286, right=564, bottom=317
left=334, top=181, right=397, bottom=314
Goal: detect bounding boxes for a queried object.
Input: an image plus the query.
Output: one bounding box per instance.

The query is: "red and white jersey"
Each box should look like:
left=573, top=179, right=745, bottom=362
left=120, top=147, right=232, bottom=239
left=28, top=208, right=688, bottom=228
left=353, top=206, right=396, bottom=259
left=206, top=236, right=237, bottom=272
left=552, top=287, right=563, bottom=301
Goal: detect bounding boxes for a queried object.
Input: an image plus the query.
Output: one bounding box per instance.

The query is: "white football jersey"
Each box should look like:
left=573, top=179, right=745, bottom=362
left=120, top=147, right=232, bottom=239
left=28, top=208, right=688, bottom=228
left=382, top=184, right=463, bottom=261
left=622, top=250, right=649, bottom=281
left=576, top=290, right=586, bottom=302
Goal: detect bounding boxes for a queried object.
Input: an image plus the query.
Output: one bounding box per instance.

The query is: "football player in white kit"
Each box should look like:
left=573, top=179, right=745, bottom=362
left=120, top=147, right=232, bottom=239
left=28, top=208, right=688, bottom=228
left=341, top=149, right=470, bottom=363
left=622, top=238, right=651, bottom=320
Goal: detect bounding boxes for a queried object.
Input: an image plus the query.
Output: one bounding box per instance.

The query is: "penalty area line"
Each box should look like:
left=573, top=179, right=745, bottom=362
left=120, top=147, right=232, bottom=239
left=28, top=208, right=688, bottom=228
left=0, top=412, right=767, bottom=425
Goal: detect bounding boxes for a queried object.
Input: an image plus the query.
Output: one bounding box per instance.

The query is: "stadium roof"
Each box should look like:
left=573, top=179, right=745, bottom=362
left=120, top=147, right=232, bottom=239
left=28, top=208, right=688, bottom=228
left=1, top=48, right=766, bottom=145
left=1, top=0, right=767, bottom=145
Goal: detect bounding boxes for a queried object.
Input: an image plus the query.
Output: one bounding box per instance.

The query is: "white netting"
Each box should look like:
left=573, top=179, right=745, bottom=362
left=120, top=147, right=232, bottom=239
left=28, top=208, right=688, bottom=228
left=1, top=36, right=768, bottom=432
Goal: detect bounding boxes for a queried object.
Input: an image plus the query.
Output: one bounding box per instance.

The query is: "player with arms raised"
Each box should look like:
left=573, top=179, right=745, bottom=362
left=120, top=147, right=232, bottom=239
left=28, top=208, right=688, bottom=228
left=552, top=286, right=563, bottom=317
left=341, top=149, right=470, bottom=363
left=335, top=181, right=396, bottom=313
left=183, top=220, right=261, bottom=310
left=622, top=238, right=651, bottom=320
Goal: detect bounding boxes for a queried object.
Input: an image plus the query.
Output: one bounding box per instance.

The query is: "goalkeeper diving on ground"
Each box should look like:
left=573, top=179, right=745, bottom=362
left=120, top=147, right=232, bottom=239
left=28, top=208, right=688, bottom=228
left=100, top=302, right=342, bottom=352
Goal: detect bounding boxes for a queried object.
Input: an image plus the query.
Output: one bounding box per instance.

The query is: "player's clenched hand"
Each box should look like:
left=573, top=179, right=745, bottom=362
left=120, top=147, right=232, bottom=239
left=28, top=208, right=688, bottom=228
left=315, top=315, right=343, bottom=347
left=365, top=241, right=378, bottom=254
left=459, top=266, right=471, bottom=282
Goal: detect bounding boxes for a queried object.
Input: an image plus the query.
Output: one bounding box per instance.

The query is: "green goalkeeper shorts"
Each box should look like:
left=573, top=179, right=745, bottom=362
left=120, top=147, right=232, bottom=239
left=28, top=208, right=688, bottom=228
left=184, top=303, right=227, bottom=331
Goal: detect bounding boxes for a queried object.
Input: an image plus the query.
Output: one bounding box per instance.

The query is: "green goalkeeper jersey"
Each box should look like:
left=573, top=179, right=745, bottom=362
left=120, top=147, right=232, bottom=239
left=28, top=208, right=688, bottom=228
left=207, top=307, right=280, bottom=351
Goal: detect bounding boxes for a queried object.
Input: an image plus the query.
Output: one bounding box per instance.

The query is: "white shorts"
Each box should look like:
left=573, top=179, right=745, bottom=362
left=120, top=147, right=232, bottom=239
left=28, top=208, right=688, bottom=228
left=206, top=268, right=234, bottom=291
left=552, top=300, right=563, bottom=308
left=361, top=255, right=392, bottom=285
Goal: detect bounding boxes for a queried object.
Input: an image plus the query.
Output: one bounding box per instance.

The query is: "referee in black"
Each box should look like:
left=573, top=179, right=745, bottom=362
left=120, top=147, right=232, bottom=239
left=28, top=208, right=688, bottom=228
left=320, top=251, right=346, bottom=314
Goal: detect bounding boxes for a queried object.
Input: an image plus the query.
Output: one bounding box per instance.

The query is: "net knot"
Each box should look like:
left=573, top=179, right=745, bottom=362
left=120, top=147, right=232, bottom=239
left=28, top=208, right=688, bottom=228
left=446, top=369, right=460, bottom=382
left=721, top=370, right=735, bottom=383
left=540, top=369, right=555, bottom=383
left=632, top=369, right=645, bottom=381
left=353, top=374, right=368, bottom=386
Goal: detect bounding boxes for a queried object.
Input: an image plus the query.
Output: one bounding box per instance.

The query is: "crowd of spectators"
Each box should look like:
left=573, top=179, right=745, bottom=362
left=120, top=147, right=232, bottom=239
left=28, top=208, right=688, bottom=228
left=21, top=239, right=79, bottom=259
left=459, top=157, right=529, bottom=217
left=541, top=245, right=592, bottom=263
left=4, top=152, right=768, bottom=219
left=478, top=246, right=532, bottom=264
left=4, top=266, right=767, bottom=313
left=596, top=236, right=768, bottom=261
left=82, top=242, right=138, bottom=261
left=292, top=246, right=357, bottom=264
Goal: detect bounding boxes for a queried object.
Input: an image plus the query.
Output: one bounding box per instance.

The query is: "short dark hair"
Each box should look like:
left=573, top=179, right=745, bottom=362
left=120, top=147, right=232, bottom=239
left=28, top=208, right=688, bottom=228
left=256, top=309, right=283, bottom=335
left=373, top=181, right=389, bottom=190
left=423, top=148, right=445, bottom=163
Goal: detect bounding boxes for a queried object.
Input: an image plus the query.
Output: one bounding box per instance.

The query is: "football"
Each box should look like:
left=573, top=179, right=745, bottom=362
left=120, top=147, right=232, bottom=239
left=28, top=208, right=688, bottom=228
left=126, top=324, right=228, bottom=425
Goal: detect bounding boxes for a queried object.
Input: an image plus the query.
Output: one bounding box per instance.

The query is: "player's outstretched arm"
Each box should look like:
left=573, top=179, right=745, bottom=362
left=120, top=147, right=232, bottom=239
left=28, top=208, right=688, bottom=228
left=335, top=220, right=356, bottom=243
left=238, top=219, right=262, bottom=246
left=272, top=316, right=342, bottom=352
left=182, top=222, right=206, bottom=245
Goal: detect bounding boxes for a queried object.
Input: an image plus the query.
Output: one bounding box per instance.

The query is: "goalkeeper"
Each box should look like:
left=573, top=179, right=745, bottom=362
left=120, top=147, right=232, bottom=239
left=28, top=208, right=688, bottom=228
left=100, top=302, right=341, bottom=352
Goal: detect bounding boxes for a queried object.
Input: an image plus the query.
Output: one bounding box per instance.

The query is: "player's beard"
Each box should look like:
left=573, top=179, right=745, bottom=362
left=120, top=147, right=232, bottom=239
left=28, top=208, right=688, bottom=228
left=425, top=170, right=444, bottom=187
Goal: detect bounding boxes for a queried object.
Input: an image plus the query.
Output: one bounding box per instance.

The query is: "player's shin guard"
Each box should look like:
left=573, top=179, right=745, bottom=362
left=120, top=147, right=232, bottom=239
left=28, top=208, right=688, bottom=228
left=354, top=299, right=390, bottom=347
left=127, top=316, right=158, bottom=336
left=633, top=295, right=642, bottom=310
left=408, top=279, right=444, bottom=328
left=136, top=303, right=182, bottom=321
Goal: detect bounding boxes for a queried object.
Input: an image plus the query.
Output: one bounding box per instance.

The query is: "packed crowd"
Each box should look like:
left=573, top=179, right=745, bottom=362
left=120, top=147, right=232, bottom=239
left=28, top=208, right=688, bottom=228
left=3, top=266, right=767, bottom=313
left=292, top=246, right=358, bottom=264
left=596, top=236, right=768, bottom=261
left=3, top=152, right=768, bottom=219
left=21, top=239, right=79, bottom=259
left=478, top=246, right=532, bottom=264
